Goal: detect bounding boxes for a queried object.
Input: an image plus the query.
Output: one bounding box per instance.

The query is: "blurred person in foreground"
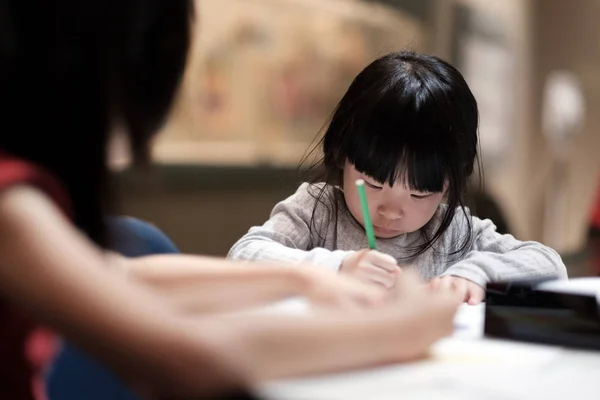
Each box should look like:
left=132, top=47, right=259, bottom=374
left=0, top=1, right=460, bottom=399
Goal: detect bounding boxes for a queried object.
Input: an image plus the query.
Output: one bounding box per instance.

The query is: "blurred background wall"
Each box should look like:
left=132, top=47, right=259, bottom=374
left=115, top=0, right=600, bottom=275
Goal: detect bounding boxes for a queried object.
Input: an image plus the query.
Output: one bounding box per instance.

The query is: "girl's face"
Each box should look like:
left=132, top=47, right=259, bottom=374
left=342, top=161, right=446, bottom=239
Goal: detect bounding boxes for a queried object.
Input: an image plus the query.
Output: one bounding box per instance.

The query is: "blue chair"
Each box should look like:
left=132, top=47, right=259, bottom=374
left=45, top=217, right=178, bottom=400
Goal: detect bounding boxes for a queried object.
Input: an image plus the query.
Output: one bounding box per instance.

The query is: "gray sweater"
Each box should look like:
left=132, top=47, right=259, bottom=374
left=228, top=183, right=567, bottom=287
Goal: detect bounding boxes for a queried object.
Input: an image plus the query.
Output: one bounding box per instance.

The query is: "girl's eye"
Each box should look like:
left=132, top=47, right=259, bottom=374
left=411, top=193, right=432, bottom=200
left=364, top=180, right=383, bottom=190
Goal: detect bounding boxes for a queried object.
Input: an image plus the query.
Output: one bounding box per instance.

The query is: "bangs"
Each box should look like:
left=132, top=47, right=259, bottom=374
left=345, top=83, right=450, bottom=193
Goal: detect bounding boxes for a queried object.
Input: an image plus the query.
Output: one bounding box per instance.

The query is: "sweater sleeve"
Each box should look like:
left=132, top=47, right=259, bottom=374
left=228, top=183, right=351, bottom=272
left=442, top=215, right=568, bottom=288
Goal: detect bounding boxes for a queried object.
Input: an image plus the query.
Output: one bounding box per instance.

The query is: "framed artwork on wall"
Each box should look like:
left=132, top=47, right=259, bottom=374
left=153, top=0, right=424, bottom=166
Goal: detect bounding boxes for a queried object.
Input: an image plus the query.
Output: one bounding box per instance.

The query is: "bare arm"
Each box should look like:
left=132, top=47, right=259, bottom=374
left=120, top=254, right=384, bottom=314
left=0, top=186, right=244, bottom=396
left=0, top=185, right=458, bottom=396
left=202, top=272, right=459, bottom=381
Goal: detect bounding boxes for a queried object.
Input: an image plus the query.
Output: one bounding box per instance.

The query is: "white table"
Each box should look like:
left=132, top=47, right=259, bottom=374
left=256, top=303, right=600, bottom=400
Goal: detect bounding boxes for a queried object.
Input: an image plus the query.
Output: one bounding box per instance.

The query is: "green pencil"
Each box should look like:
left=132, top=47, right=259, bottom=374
left=355, top=179, right=377, bottom=250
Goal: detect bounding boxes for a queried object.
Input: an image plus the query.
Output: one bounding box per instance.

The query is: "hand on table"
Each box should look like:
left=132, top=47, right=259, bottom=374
left=299, top=266, right=388, bottom=310
left=383, top=271, right=462, bottom=361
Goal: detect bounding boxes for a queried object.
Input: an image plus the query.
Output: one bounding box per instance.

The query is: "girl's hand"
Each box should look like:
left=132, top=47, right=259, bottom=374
left=429, top=276, right=485, bottom=305
left=340, top=249, right=401, bottom=289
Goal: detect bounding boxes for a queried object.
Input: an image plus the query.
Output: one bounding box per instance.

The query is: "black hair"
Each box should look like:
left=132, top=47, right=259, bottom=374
left=301, top=51, right=481, bottom=259
left=0, top=0, right=193, bottom=246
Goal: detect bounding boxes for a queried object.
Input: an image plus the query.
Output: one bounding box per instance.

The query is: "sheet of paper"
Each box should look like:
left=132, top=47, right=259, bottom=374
left=453, top=304, right=484, bottom=338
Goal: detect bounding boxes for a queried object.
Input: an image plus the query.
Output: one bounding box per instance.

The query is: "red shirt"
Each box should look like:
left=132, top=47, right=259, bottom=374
left=0, top=152, right=71, bottom=400
left=591, top=182, right=600, bottom=229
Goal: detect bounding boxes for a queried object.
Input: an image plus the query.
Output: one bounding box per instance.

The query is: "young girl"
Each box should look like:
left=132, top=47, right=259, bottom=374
left=0, top=3, right=460, bottom=399
left=229, top=51, right=568, bottom=305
